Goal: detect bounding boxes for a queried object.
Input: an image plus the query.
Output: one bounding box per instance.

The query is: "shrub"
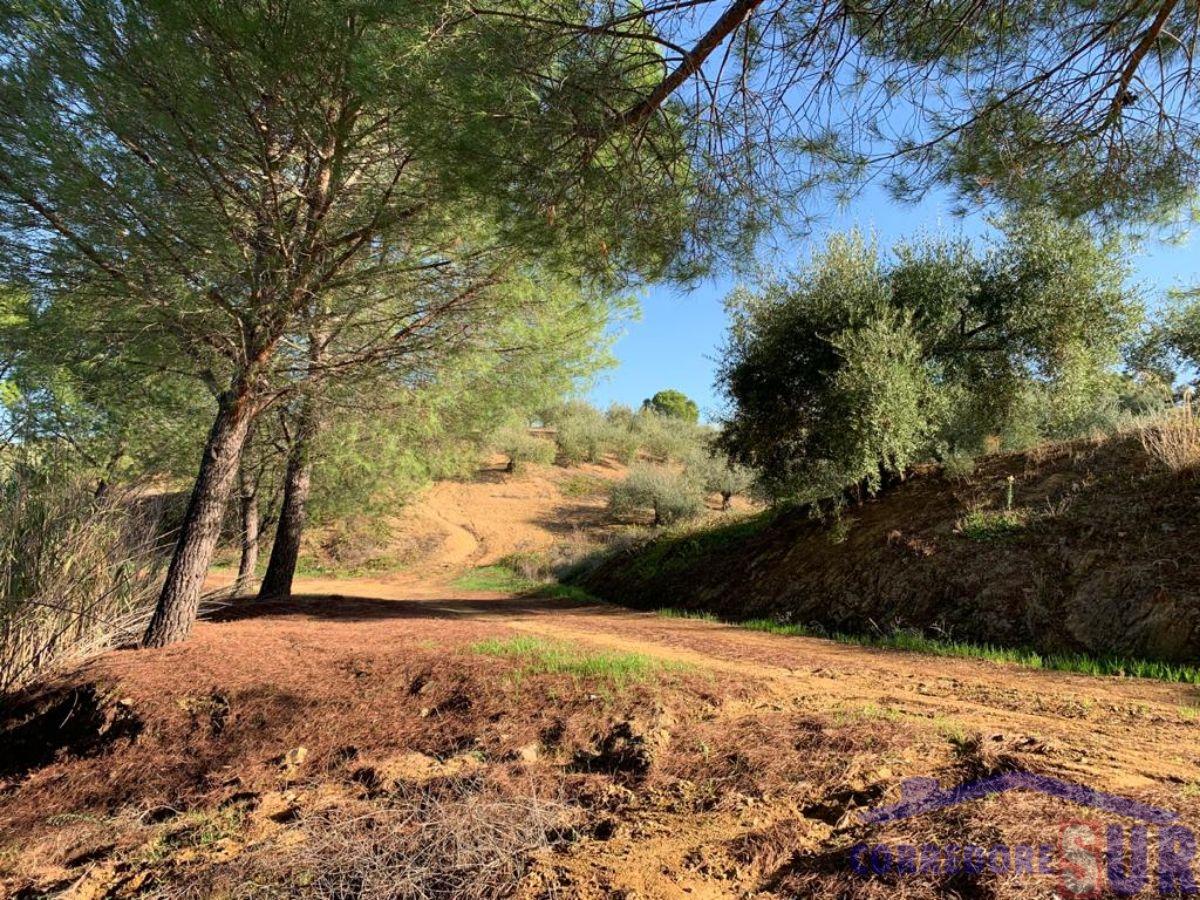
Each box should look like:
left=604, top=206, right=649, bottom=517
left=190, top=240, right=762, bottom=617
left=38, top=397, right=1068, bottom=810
left=1140, top=391, right=1200, bottom=473
left=536, top=399, right=597, bottom=429
left=604, top=403, right=637, bottom=429
left=603, top=424, right=641, bottom=464
left=610, top=464, right=705, bottom=526
left=686, top=451, right=754, bottom=509
left=0, top=462, right=170, bottom=694
left=491, top=425, right=556, bottom=474
left=942, top=452, right=976, bottom=480
left=630, top=410, right=708, bottom=462
left=717, top=218, right=1144, bottom=503
left=555, top=412, right=609, bottom=464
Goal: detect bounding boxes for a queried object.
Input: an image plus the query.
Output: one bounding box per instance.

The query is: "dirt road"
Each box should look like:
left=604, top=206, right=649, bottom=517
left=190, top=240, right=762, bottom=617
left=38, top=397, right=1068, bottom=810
left=262, top=573, right=1200, bottom=792
left=123, top=573, right=1200, bottom=897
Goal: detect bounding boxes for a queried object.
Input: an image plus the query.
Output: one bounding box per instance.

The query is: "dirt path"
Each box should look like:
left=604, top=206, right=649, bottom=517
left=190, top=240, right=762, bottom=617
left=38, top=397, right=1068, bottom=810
left=233, top=456, right=1200, bottom=799
left=285, top=578, right=1200, bottom=794
left=179, top=576, right=1200, bottom=898
left=385, top=459, right=621, bottom=575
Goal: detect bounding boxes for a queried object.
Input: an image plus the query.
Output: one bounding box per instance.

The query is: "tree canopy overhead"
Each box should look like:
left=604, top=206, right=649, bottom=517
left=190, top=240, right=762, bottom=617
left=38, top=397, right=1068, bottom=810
left=478, top=0, right=1200, bottom=228
left=0, top=0, right=711, bottom=645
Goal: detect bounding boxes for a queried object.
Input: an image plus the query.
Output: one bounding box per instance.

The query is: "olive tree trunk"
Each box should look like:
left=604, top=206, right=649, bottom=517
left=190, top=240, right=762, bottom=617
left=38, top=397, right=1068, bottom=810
left=143, top=391, right=257, bottom=647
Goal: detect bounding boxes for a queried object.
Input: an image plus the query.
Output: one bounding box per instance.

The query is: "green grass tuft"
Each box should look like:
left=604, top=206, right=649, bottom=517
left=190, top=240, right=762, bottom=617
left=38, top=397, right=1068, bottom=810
left=532, top=583, right=597, bottom=603
left=452, top=565, right=539, bottom=592
left=558, top=473, right=611, bottom=497
left=469, top=635, right=681, bottom=684
left=656, top=609, right=1200, bottom=685
left=955, top=508, right=1029, bottom=541
left=655, top=608, right=718, bottom=622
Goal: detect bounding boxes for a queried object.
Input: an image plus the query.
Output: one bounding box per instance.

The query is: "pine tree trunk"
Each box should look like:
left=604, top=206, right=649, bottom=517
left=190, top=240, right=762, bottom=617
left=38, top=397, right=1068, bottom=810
left=143, top=393, right=256, bottom=647
left=234, top=466, right=259, bottom=595
left=257, top=426, right=314, bottom=599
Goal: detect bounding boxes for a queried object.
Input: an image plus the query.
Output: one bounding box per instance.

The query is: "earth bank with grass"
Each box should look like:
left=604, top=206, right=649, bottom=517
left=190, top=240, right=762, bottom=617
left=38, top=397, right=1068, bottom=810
left=579, top=433, right=1200, bottom=663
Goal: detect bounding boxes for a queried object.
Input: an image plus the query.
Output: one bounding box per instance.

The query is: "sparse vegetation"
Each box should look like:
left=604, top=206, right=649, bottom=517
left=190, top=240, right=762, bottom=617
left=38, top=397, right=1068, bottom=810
left=956, top=474, right=1030, bottom=540
left=558, top=472, right=610, bottom=497
left=827, top=512, right=854, bottom=545
left=1140, top=390, right=1200, bottom=473
left=956, top=506, right=1030, bottom=541
left=491, top=425, right=557, bottom=475
left=554, top=413, right=613, bottom=466
left=470, top=635, right=679, bottom=684
left=609, top=464, right=706, bottom=527
left=285, top=780, right=577, bottom=900
left=657, top=609, right=1200, bottom=684
left=942, top=452, right=977, bottom=480
left=0, top=463, right=171, bottom=694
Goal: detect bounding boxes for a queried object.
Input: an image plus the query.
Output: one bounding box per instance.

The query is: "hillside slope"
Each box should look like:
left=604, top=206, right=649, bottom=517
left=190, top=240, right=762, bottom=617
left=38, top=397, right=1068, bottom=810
left=580, top=434, right=1200, bottom=662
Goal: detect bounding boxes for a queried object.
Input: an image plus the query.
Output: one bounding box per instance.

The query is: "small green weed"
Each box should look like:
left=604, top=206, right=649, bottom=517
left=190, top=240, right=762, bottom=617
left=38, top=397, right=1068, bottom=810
left=955, top=507, right=1029, bottom=541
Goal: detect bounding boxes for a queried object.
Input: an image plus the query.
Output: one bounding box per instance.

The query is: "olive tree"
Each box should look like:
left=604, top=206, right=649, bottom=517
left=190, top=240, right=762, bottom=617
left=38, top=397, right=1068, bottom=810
left=718, top=214, right=1144, bottom=501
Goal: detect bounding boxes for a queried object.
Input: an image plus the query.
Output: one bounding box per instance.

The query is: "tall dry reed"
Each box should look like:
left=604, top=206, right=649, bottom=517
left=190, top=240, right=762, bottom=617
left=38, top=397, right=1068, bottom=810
left=1140, top=387, right=1200, bottom=473
left=0, top=464, right=171, bottom=694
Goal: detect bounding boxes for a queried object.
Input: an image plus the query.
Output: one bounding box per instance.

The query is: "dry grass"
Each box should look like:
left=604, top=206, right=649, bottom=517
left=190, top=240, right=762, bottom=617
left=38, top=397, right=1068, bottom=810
left=0, top=471, right=174, bottom=694
left=1140, top=390, right=1200, bottom=473
left=193, top=779, right=578, bottom=900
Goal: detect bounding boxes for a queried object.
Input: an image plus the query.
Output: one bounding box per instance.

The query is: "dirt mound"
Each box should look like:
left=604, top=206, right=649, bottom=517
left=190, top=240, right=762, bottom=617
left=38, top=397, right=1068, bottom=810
left=580, top=434, right=1200, bottom=662
left=0, top=683, right=142, bottom=783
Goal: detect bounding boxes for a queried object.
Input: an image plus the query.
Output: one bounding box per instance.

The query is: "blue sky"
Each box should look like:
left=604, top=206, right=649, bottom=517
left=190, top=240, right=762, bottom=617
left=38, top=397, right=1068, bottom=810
left=586, top=186, right=1199, bottom=422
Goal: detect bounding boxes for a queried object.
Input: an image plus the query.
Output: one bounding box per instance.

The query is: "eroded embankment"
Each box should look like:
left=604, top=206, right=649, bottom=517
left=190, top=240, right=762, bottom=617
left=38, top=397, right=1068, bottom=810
left=580, top=434, right=1200, bottom=662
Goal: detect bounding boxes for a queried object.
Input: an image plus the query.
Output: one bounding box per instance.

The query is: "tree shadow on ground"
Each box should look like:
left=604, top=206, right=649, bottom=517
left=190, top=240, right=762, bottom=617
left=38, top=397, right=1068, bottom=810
left=204, top=591, right=636, bottom=625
